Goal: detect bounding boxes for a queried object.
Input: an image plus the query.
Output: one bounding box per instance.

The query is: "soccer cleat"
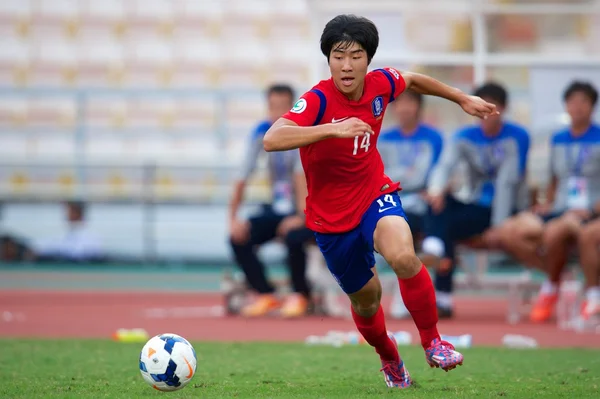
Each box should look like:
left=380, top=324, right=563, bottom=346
left=380, top=335, right=412, bottom=388
left=529, top=293, right=558, bottom=323
left=240, top=294, right=280, bottom=317
left=280, top=293, right=308, bottom=318
left=581, top=299, right=600, bottom=320
left=425, top=338, right=464, bottom=372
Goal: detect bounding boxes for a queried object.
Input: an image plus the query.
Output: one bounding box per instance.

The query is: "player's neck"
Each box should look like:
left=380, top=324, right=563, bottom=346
left=570, top=120, right=591, bottom=137
left=399, top=121, right=419, bottom=136
left=482, top=122, right=502, bottom=137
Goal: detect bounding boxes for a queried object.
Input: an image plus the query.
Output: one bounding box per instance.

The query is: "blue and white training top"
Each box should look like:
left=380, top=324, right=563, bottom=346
left=379, top=124, right=444, bottom=215
left=548, top=123, right=600, bottom=213
left=427, top=121, right=530, bottom=226
left=238, top=120, right=302, bottom=214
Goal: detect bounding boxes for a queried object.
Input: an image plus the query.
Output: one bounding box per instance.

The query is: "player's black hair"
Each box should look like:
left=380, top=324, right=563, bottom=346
left=401, top=89, right=424, bottom=108
left=266, top=84, right=295, bottom=102
left=563, top=81, right=598, bottom=106
left=320, top=14, right=379, bottom=64
left=473, top=82, right=508, bottom=107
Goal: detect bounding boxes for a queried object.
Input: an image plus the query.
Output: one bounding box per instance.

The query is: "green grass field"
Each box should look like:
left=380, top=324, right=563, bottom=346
left=1, top=340, right=599, bottom=398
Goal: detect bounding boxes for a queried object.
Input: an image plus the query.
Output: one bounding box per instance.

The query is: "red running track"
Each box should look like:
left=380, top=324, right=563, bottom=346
left=0, top=290, right=598, bottom=348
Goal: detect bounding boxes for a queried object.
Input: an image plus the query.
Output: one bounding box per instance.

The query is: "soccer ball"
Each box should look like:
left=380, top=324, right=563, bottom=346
left=139, top=333, right=197, bottom=391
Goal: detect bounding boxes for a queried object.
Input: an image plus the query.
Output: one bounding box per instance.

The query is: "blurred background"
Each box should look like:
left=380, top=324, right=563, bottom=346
left=1, top=0, right=600, bottom=267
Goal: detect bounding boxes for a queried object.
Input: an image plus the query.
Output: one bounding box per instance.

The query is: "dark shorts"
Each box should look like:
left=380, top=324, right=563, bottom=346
left=314, top=192, right=407, bottom=295
left=541, top=211, right=564, bottom=224
left=541, top=210, right=600, bottom=225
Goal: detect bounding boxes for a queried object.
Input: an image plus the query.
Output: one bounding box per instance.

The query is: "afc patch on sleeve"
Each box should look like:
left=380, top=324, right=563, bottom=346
left=290, top=98, right=307, bottom=114
left=371, top=96, right=384, bottom=117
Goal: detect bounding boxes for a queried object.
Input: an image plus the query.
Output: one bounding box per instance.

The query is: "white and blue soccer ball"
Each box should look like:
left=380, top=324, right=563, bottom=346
left=139, top=333, right=197, bottom=392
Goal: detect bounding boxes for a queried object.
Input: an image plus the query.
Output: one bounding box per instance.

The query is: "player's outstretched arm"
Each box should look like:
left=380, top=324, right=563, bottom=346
left=401, top=72, right=499, bottom=119
left=263, top=117, right=373, bottom=152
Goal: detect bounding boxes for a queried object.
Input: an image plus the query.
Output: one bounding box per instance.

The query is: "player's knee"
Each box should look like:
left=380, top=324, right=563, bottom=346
left=544, top=219, right=573, bottom=242
left=388, top=250, right=421, bottom=279
left=579, top=223, right=597, bottom=244
left=350, top=299, right=380, bottom=318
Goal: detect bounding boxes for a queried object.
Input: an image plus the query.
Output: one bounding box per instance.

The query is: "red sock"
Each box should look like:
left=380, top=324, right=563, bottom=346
left=399, top=265, right=441, bottom=349
left=351, top=305, right=399, bottom=363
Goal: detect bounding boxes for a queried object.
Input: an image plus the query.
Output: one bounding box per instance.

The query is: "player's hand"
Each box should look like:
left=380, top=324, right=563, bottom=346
left=276, top=215, right=305, bottom=237
left=459, top=95, right=499, bottom=119
left=230, top=218, right=250, bottom=244
left=332, top=117, right=374, bottom=139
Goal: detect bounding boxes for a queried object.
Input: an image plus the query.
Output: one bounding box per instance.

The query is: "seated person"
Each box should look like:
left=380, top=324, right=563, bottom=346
left=420, top=82, right=530, bottom=318
left=378, top=89, right=443, bottom=318
left=499, top=81, right=600, bottom=323
left=30, top=201, right=104, bottom=262
left=228, top=84, right=313, bottom=318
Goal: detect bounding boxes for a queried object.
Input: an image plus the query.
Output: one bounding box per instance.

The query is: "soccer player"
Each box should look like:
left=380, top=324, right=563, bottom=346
left=378, top=90, right=444, bottom=319
left=229, top=84, right=314, bottom=318
left=419, top=82, right=530, bottom=317
left=499, top=81, right=600, bottom=323
left=263, top=15, right=497, bottom=388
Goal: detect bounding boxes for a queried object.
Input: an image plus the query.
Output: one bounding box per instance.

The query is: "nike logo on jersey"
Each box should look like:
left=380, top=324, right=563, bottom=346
left=378, top=207, right=395, bottom=213
left=331, top=117, right=348, bottom=123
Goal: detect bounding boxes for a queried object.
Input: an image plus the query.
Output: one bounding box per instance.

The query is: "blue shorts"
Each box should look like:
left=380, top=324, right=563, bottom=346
left=314, top=192, right=407, bottom=294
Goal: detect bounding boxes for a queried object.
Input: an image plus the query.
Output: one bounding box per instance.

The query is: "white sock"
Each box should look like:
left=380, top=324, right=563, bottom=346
left=539, top=280, right=558, bottom=295
left=422, top=236, right=445, bottom=258
left=586, top=287, right=600, bottom=302
left=436, top=291, right=453, bottom=308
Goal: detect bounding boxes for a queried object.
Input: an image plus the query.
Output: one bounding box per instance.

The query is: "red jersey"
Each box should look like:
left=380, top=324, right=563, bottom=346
left=282, top=68, right=407, bottom=233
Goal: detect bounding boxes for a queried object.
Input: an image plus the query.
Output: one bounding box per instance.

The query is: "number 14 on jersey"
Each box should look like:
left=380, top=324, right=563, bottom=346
left=353, top=132, right=371, bottom=155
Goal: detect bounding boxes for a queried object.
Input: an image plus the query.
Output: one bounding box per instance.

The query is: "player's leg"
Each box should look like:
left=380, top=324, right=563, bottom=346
left=530, top=214, right=578, bottom=323
left=437, top=200, right=492, bottom=317
left=578, top=218, right=600, bottom=319
left=280, top=226, right=314, bottom=317
left=389, top=211, right=423, bottom=320
left=369, top=193, right=463, bottom=372
left=229, top=205, right=283, bottom=316
left=498, top=212, right=545, bottom=269
left=419, top=194, right=454, bottom=271
left=314, top=228, right=410, bottom=388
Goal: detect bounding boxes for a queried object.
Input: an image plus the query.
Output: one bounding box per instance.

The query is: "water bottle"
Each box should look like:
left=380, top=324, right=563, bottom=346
left=441, top=334, right=472, bottom=349
left=556, top=280, right=582, bottom=330
left=304, top=335, right=325, bottom=346
left=501, top=334, right=538, bottom=349
left=221, top=268, right=246, bottom=315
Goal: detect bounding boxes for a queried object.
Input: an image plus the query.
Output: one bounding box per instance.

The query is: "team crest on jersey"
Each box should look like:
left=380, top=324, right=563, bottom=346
left=290, top=98, right=307, bottom=114
left=371, top=96, right=384, bottom=117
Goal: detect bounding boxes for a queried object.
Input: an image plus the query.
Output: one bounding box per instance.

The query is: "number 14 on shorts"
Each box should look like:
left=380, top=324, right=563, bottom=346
left=377, top=194, right=397, bottom=213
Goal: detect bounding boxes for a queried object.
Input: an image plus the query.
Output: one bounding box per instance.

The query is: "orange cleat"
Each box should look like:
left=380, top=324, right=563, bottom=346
left=529, top=293, right=558, bottom=323
left=581, top=299, right=600, bottom=320
left=280, top=293, right=309, bottom=318
left=240, top=294, right=280, bottom=317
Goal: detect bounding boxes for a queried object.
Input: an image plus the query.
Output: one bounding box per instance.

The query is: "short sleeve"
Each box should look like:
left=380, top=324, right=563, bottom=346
left=374, top=67, right=407, bottom=102
left=282, top=90, right=325, bottom=127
